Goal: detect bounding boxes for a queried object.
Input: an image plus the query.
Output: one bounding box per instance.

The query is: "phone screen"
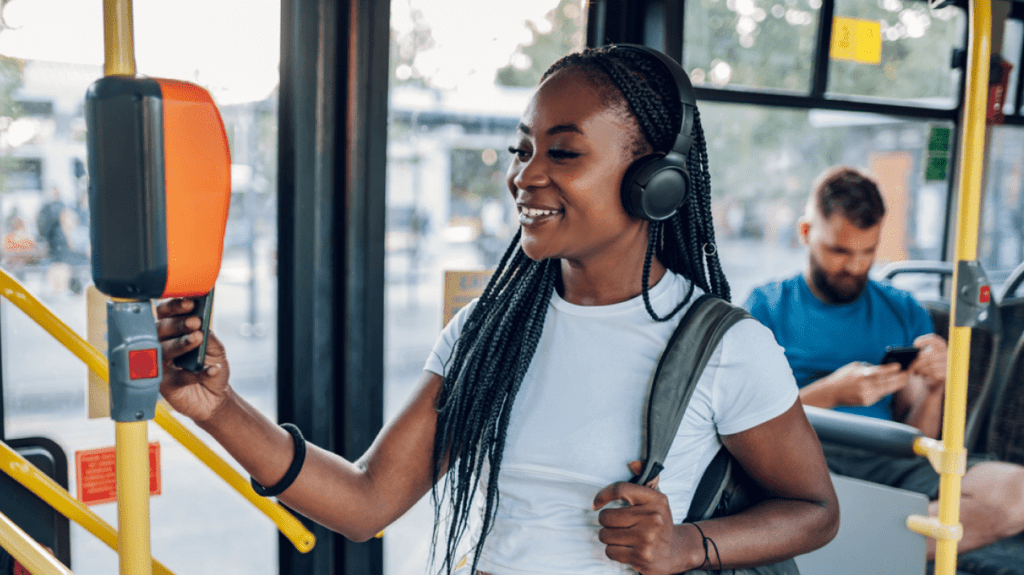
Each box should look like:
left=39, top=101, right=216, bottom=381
left=880, top=346, right=919, bottom=370
left=173, top=290, right=214, bottom=373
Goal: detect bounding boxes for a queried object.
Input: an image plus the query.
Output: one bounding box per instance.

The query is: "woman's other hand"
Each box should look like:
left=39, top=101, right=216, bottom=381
left=156, top=297, right=231, bottom=423
left=592, top=461, right=699, bottom=574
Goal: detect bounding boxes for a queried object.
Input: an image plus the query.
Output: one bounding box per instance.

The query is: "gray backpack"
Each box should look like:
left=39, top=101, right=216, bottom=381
left=632, top=293, right=800, bottom=575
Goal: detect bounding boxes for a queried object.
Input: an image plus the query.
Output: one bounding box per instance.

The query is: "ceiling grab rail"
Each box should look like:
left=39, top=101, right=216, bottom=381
left=905, top=0, right=991, bottom=574
left=0, top=267, right=315, bottom=554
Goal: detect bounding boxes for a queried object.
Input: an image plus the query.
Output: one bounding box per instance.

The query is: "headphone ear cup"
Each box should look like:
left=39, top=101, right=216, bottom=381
left=621, top=153, right=690, bottom=221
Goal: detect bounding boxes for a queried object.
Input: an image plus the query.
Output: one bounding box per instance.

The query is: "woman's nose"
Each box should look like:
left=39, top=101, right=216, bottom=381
left=511, top=157, right=549, bottom=190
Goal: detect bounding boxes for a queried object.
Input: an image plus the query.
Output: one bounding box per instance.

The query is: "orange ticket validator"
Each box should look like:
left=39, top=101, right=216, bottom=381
left=85, top=76, right=231, bottom=299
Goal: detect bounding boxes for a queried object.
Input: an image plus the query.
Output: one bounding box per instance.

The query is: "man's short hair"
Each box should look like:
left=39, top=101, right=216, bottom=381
left=810, top=167, right=886, bottom=229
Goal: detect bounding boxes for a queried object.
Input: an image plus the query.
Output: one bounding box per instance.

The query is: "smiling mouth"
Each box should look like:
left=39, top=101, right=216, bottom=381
left=518, top=206, right=562, bottom=225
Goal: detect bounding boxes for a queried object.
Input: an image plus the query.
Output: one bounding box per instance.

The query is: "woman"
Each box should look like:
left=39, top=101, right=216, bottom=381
left=157, top=45, right=838, bottom=575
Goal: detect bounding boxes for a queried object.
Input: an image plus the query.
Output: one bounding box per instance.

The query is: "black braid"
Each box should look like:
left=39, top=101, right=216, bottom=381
left=429, top=46, right=731, bottom=574
left=430, top=227, right=558, bottom=574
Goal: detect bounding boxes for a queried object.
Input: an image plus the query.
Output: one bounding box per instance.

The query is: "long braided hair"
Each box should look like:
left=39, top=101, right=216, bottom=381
left=429, top=45, right=729, bottom=574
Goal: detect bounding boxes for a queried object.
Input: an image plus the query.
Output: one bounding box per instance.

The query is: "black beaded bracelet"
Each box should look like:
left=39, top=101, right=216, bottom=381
left=251, top=423, right=306, bottom=497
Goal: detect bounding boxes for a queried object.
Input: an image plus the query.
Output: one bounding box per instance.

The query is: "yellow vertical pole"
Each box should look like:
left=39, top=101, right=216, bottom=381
left=116, top=422, right=152, bottom=575
left=935, top=0, right=990, bottom=573
left=103, top=2, right=150, bottom=574
left=102, top=0, right=135, bottom=77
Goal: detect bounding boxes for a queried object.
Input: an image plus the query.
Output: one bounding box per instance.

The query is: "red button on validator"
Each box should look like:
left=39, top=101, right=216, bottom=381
left=128, top=348, right=159, bottom=379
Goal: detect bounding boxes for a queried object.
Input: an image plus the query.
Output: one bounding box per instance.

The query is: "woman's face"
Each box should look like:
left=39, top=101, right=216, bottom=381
left=506, top=68, right=646, bottom=264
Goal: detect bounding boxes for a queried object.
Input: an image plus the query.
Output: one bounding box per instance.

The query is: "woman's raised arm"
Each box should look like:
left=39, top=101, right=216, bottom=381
left=157, top=297, right=444, bottom=542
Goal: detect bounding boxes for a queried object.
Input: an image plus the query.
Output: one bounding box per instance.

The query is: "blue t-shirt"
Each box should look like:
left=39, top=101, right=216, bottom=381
left=744, top=274, right=934, bottom=420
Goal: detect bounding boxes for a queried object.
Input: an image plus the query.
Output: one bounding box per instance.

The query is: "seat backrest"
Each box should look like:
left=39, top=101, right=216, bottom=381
left=794, top=474, right=927, bottom=575
left=921, top=302, right=992, bottom=417
left=986, top=325, right=1024, bottom=465
left=920, top=301, right=1005, bottom=453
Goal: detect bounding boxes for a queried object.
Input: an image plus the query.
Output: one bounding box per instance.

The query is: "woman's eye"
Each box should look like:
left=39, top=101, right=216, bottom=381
left=508, top=146, right=530, bottom=161
left=549, top=149, right=580, bottom=160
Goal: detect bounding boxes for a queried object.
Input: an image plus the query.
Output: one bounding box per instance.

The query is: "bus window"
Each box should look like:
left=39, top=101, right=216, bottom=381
left=981, top=126, right=1024, bottom=289
left=684, top=0, right=821, bottom=93
left=1001, top=17, right=1022, bottom=116
left=0, top=1, right=280, bottom=573
left=384, top=1, right=586, bottom=572
left=694, top=101, right=951, bottom=302
left=827, top=0, right=964, bottom=107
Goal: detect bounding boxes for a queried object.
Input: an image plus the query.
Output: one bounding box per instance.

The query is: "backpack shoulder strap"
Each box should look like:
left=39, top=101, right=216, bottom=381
left=631, top=293, right=751, bottom=486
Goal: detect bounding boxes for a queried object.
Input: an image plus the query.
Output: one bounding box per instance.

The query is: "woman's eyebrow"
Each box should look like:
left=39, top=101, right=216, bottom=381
left=516, top=122, right=583, bottom=137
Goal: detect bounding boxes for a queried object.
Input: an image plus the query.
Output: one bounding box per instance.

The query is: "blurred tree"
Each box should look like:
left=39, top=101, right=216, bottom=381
left=496, top=0, right=586, bottom=88
left=390, top=5, right=435, bottom=89
left=0, top=0, right=26, bottom=196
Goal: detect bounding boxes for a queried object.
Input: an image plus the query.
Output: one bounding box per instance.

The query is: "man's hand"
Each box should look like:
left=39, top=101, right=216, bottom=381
left=801, top=361, right=908, bottom=409
left=909, top=333, right=947, bottom=392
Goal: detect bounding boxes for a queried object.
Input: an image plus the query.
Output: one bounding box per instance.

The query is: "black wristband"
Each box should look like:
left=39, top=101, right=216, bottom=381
left=251, top=423, right=306, bottom=497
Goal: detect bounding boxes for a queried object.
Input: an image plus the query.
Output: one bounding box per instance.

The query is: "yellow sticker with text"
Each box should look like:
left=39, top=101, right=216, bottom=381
left=830, top=17, right=882, bottom=65
left=443, top=270, right=494, bottom=326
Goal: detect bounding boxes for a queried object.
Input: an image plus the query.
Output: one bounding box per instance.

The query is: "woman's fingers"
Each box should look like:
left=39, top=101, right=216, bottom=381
left=156, top=314, right=202, bottom=340
left=155, top=297, right=194, bottom=319
left=161, top=330, right=202, bottom=364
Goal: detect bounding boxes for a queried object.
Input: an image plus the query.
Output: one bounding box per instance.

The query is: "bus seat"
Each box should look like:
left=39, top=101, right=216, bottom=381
left=878, top=261, right=1000, bottom=453
left=984, top=330, right=1024, bottom=465
left=916, top=301, right=994, bottom=432
left=964, top=295, right=1024, bottom=454
left=795, top=474, right=928, bottom=575
left=0, top=437, right=71, bottom=568
left=800, top=407, right=928, bottom=574
left=803, top=407, right=1024, bottom=575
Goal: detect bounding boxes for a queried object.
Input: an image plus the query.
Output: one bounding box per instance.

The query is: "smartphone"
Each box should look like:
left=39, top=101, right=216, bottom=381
left=880, top=346, right=919, bottom=370
left=174, top=289, right=214, bottom=373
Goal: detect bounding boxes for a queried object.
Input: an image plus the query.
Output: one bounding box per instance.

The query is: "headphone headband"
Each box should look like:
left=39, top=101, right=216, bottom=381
left=609, top=44, right=696, bottom=159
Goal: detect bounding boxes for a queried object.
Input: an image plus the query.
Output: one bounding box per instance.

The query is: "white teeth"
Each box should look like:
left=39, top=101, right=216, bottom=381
left=521, top=207, right=559, bottom=217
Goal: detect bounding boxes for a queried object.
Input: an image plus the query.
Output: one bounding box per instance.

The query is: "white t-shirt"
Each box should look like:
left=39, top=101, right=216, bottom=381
left=424, top=270, right=798, bottom=575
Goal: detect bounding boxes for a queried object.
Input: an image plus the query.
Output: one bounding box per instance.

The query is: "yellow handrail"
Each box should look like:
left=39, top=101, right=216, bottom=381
left=0, top=441, right=175, bottom=575
left=910, top=0, right=991, bottom=573
left=0, top=269, right=315, bottom=552
left=0, top=510, right=74, bottom=575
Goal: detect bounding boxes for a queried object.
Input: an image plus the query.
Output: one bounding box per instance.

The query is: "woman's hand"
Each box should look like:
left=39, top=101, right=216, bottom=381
left=156, top=297, right=231, bottom=423
left=592, top=461, right=698, bottom=574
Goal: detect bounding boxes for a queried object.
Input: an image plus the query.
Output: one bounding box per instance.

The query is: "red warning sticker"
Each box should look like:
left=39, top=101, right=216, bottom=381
left=75, top=442, right=162, bottom=506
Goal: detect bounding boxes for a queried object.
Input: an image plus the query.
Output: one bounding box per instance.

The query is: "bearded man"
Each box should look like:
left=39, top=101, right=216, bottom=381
left=745, top=166, right=1024, bottom=560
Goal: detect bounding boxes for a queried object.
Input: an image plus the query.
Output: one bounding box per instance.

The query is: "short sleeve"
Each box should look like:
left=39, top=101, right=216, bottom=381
left=423, top=299, right=479, bottom=377
left=711, top=318, right=799, bottom=435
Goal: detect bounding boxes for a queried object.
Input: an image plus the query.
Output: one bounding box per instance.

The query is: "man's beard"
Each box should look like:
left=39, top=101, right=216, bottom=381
left=809, top=256, right=869, bottom=304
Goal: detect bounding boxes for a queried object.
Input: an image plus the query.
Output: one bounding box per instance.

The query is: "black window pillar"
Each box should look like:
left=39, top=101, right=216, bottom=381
left=587, top=0, right=648, bottom=46
left=278, top=0, right=387, bottom=573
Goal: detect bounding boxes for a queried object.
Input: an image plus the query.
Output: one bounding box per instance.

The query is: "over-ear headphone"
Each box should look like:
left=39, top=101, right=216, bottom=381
left=610, top=44, right=697, bottom=222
